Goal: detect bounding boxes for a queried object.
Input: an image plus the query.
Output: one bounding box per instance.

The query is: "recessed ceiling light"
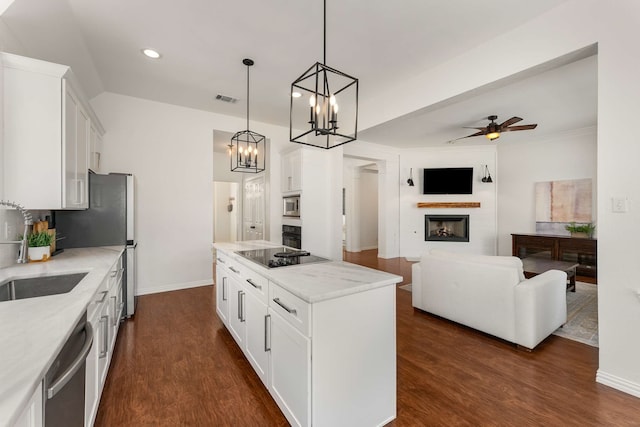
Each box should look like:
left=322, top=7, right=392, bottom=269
left=142, top=48, right=161, bottom=59
left=292, top=91, right=302, bottom=98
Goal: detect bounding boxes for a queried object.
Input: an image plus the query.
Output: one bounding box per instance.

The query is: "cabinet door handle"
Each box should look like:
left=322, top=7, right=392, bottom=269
left=216, top=257, right=226, bottom=264
left=240, top=292, right=246, bottom=322
left=111, top=296, right=118, bottom=326
left=237, top=290, right=243, bottom=321
left=264, top=314, right=271, bottom=352
left=246, top=278, right=261, bottom=290
left=273, top=297, right=297, bottom=315
left=222, top=277, right=227, bottom=301
left=99, top=315, right=109, bottom=358
left=229, top=266, right=240, bottom=274
left=96, top=291, right=108, bottom=304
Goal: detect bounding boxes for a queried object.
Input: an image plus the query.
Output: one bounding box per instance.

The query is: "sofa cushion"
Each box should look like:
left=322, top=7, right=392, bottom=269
left=427, top=249, right=526, bottom=282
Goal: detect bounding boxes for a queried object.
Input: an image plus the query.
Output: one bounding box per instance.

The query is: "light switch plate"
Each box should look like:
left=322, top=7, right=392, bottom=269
left=612, top=197, right=628, bottom=213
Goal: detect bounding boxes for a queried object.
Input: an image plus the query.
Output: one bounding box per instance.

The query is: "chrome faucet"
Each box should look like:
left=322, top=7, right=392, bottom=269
left=0, top=200, right=33, bottom=263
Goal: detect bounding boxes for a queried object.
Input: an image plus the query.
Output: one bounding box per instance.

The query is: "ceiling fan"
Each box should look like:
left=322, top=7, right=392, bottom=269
left=449, top=115, right=538, bottom=143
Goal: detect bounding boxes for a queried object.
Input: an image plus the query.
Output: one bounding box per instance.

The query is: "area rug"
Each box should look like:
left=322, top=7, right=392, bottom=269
left=552, top=282, right=598, bottom=347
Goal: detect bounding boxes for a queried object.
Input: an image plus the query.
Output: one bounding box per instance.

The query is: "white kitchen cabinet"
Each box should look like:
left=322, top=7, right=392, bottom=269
left=268, top=308, right=311, bottom=427
left=85, top=255, right=124, bottom=427
left=281, top=149, right=302, bottom=193
left=89, top=123, right=104, bottom=173
left=213, top=246, right=397, bottom=426
left=13, top=382, right=43, bottom=427
left=85, top=279, right=108, bottom=427
left=1, top=52, right=105, bottom=210
left=227, top=275, right=246, bottom=348
left=244, top=290, right=270, bottom=387
left=63, top=84, right=89, bottom=208
left=215, top=259, right=230, bottom=327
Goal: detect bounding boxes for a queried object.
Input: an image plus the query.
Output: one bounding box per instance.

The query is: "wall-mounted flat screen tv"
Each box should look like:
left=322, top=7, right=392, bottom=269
left=423, top=167, right=473, bottom=194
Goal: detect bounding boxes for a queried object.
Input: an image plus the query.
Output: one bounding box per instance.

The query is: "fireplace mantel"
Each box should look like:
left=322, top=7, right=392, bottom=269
left=417, top=202, right=481, bottom=209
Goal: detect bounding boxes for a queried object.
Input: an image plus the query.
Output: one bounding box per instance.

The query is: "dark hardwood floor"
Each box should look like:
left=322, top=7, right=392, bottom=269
left=96, top=249, right=640, bottom=426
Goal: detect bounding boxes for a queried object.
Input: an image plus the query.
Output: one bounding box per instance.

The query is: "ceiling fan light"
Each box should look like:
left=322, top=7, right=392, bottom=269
left=486, top=132, right=500, bottom=141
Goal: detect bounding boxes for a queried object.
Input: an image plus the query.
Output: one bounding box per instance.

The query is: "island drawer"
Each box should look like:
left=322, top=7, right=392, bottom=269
left=240, top=269, right=269, bottom=303
left=269, top=282, right=310, bottom=336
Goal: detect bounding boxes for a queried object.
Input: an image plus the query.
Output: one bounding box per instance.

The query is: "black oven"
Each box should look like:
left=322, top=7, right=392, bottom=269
left=282, top=225, right=301, bottom=249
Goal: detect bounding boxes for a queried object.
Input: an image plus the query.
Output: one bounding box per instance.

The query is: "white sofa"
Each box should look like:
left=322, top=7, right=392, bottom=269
left=411, top=249, right=567, bottom=350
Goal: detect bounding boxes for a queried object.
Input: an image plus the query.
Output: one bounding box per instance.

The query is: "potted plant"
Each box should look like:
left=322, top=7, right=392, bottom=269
left=565, top=222, right=596, bottom=238
left=27, top=231, right=53, bottom=262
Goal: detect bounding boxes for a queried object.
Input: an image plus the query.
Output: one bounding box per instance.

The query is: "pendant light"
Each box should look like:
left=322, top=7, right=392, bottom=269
left=289, top=0, right=358, bottom=149
left=230, top=58, right=266, bottom=173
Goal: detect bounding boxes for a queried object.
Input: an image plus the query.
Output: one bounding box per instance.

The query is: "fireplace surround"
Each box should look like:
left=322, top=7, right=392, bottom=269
left=425, top=215, right=469, bottom=242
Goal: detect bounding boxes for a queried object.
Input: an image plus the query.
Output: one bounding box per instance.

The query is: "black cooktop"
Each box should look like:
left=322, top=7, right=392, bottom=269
left=236, top=247, right=330, bottom=269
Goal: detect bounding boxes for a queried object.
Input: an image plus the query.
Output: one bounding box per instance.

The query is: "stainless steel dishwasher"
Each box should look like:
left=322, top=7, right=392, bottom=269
left=44, top=312, right=93, bottom=427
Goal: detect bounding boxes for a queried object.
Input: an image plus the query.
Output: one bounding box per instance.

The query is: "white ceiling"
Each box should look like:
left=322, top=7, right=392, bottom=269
left=0, top=0, right=594, bottom=149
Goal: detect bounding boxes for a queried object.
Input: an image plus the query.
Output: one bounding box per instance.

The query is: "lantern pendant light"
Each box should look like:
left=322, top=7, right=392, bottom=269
left=230, top=58, right=266, bottom=173
left=289, top=0, right=358, bottom=149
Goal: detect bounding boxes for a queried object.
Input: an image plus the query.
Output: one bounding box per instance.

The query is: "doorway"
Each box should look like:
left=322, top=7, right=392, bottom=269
left=213, top=182, right=240, bottom=243
left=343, top=158, right=379, bottom=254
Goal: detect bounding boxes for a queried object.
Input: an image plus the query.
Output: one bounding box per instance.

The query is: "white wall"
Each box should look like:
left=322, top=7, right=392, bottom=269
left=497, top=127, right=597, bottom=255
left=90, top=92, right=291, bottom=295
left=400, top=145, right=497, bottom=257
left=299, top=146, right=343, bottom=260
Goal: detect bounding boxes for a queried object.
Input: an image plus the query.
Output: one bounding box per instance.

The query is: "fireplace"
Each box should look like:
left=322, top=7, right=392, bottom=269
left=425, top=215, right=469, bottom=242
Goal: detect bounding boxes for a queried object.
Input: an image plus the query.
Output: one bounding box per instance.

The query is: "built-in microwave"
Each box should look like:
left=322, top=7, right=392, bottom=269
left=283, top=195, right=300, bottom=217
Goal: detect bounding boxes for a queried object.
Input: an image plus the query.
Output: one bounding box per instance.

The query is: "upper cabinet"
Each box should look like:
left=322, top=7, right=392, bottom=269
left=281, top=149, right=302, bottom=193
left=1, top=53, right=105, bottom=210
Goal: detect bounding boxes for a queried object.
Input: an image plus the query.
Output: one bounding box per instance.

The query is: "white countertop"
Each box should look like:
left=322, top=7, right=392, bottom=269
left=214, top=241, right=403, bottom=303
left=0, top=246, right=124, bottom=427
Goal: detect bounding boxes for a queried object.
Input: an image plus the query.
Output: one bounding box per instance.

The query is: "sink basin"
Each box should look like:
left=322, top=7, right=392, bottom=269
left=0, top=273, right=88, bottom=302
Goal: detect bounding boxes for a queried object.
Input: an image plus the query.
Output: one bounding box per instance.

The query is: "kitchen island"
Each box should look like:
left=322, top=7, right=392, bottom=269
left=0, top=246, right=124, bottom=427
left=213, top=241, right=402, bottom=427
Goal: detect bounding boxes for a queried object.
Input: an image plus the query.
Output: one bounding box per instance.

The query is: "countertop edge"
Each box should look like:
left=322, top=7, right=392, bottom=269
left=214, top=242, right=403, bottom=303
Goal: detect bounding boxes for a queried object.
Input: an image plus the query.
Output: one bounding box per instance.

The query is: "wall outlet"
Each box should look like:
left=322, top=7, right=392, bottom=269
left=612, top=197, right=628, bottom=213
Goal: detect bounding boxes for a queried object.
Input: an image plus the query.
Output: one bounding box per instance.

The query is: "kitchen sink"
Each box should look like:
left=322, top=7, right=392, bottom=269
left=0, top=272, right=88, bottom=302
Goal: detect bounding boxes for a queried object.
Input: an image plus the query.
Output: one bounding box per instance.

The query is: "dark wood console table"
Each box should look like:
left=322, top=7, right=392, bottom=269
left=511, top=233, right=597, bottom=283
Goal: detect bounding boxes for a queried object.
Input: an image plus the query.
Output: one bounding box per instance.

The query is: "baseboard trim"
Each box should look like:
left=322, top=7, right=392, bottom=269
left=137, top=279, right=212, bottom=296
left=596, top=370, right=640, bottom=398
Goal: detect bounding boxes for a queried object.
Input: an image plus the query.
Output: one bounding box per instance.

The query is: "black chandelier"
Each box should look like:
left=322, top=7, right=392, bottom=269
left=289, top=0, right=358, bottom=149
left=230, top=58, right=266, bottom=173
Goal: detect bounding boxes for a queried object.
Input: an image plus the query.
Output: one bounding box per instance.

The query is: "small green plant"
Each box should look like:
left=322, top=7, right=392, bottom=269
left=565, top=222, right=596, bottom=237
left=27, top=232, right=53, bottom=247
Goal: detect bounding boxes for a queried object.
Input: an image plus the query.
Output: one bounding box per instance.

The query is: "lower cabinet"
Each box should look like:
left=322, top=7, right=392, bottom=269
left=85, top=254, right=124, bottom=426
left=215, top=264, right=229, bottom=325
left=227, top=276, right=246, bottom=348
left=244, top=290, right=270, bottom=387
left=268, top=309, right=311, bottom=427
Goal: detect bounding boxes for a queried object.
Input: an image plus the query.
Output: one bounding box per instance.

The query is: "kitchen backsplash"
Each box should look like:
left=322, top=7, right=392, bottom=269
left=0, top=209, right=52, bottom=269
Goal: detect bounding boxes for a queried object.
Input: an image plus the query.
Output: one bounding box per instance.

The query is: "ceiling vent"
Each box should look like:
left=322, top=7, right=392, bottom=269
left=215, top=94, right=238, bottom=103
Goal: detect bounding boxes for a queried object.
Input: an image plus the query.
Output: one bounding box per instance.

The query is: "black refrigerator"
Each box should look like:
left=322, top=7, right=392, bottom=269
left=55, top=173, right=137, bottom=317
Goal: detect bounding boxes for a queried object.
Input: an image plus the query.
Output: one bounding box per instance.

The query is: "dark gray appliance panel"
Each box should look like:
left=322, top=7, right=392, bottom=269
left=56, top=173, right=128, bottom=248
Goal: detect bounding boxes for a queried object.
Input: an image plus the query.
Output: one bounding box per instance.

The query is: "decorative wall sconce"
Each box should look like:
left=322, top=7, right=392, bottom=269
left=481, top=165, right=493, bottom=183
left=407, top=168, right=415, bottom=186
